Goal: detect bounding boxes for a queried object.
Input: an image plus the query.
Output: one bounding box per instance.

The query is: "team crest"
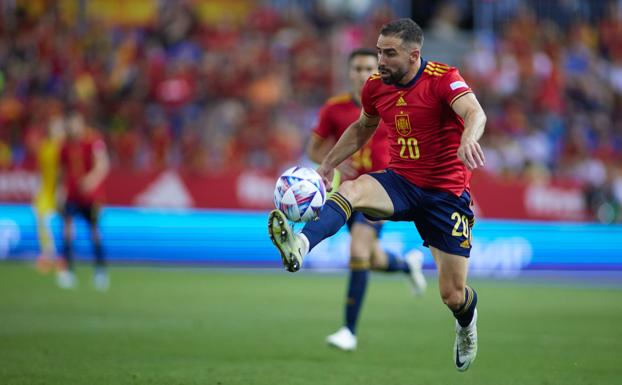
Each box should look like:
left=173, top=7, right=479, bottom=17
left=395, top=113, right=411, bottom=136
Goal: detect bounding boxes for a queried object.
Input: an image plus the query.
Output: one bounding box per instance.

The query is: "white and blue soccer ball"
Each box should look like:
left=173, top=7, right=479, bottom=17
left=274, top=166, right=326, bottom=222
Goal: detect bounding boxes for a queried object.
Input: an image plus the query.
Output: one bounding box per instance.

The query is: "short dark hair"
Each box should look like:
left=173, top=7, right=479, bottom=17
left=348, top=48, right=377, bottom=63
left=379, top=18, right=424, bottom=46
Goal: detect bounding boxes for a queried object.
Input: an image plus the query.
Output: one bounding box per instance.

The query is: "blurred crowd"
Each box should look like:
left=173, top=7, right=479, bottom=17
left=461, top=1, right=622, bottom=222
left=0, top=0, right=621, bottom=221
left=0, top=1, right=340, bottom=174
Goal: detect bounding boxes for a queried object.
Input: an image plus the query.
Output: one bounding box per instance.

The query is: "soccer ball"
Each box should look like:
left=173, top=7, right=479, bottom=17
left=273, top=166, right=326, bottom=222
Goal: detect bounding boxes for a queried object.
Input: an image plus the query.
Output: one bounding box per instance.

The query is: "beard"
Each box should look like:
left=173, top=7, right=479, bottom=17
left=379, top=65, right=407, bottom=85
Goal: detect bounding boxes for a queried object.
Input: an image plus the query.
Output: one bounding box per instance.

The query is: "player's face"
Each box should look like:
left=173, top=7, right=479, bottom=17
left=66, top=114, right=85, bottom=139
left=348, top=55, right=378, bottom=93
left=376, top=34, right=419, bottom=85
left=48, top=116, right=66, bottom=141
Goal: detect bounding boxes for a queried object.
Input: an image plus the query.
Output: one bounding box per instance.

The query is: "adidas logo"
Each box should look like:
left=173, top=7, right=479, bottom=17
left=396, top=96, right=407, bottom=107
left=460, top=239, right=471, bottom=248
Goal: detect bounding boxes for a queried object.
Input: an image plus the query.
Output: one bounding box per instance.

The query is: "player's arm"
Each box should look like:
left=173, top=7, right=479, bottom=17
left=306, top=134, right=334, bottom=164
left=307, top=134, right=358, bottom=180
left=81, top=141, right=110, bottom=193
left=317, top=110, right=380, bottom=189
left=452, top=93, right=487, bottom=170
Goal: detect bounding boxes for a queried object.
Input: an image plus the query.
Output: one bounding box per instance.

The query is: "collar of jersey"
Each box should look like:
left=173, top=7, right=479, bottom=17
left=394, top=58, right=428, bottom=89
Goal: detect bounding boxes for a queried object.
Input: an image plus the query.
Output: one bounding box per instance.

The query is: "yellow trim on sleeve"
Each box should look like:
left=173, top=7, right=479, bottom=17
left=449, top=90, right=472, bottom=106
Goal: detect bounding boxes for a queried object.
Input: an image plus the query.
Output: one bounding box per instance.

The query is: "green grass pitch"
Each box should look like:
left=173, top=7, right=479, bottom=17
left=0, top=263, right=620, bottom=385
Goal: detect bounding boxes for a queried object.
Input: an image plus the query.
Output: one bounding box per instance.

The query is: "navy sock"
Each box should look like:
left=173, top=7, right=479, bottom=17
left=383, top=251, right=410, bottom=273
left=301, top=192, right=352, bottom=251
left=63, top=239, right=74, bottom=271
left=453, top=286, right=478, bottom=327
left=345, top=268, right=369, bottom=335
left=93, top=240, right=105, bottom=268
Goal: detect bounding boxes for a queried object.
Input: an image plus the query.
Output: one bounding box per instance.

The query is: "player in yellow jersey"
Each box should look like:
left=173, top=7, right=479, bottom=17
left=33, top=116, right=65, bottom=273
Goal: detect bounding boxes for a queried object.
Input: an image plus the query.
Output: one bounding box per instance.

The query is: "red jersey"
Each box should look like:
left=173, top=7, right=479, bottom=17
left=60, top=135, right=106, bottom=203
left=312, top=93, right=390, bottom=177
left=361, top=60, right=473, bottom=196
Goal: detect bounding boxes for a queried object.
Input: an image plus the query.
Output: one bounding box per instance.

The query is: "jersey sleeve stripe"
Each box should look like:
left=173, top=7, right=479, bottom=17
left=449, top=90, right=472, bottom=106
left=363, top=110, right=377, bottom=118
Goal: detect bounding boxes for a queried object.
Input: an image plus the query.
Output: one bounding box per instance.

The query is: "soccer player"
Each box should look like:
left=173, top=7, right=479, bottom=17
left=33, top=116, right=65, bottom=273
left=269, top=19, right=486, bottom=371
left=57, top=110, right=110, bottom=291
left=307, top=48, right=427, bottom=351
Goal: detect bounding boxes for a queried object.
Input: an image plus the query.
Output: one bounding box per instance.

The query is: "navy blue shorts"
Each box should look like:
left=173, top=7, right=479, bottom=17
left=62, top=201, right=100, bottom=226
left=367, top=169, right=474, bottom=257
left=347, top=211, right=384, bottom=235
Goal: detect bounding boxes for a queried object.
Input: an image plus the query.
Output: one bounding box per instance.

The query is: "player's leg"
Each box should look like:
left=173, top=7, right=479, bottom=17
left=430, top=247, right=478, bottom=372
left=57, top=204, right=77, bottom=288
left=61, top=212, right=74, bottom=271
left=34, top=209, right=56, bottom=274
left=269, top=173, right=394, bottom=272
left=370, top=243, right=427, bottom=296
left=86, top=204, right=108, bottom=291
left=327, top=218, right=374, bottom=351
left=417, top=190, right=477, bottom=371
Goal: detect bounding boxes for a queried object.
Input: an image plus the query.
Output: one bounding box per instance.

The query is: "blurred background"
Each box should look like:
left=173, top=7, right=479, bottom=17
left=0, top=1, right=621, bottom=384
left=1, top=0, right=621, bottom=269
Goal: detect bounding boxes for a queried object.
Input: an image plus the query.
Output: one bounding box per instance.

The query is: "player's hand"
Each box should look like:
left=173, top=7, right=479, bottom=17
left=317, top=164, right=335, bottom=192
left=55, top=187, right=67, bottom=209
left=457, top=138, right=485, bottom=170
left=79, top=176, right=97, bottom=194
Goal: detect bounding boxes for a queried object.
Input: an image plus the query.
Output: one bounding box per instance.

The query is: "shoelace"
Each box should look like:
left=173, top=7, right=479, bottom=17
left=458, top=328, right=475, bottom=355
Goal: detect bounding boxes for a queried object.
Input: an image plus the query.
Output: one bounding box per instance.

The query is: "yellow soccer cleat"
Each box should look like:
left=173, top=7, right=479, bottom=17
left=268, top=210, right=306, bottom=272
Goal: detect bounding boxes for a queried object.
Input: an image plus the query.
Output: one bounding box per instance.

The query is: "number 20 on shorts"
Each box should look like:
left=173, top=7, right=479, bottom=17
left=451, top=212, right=470, bottom=238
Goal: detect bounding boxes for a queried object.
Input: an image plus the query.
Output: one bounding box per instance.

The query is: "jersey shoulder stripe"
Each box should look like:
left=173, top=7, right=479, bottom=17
left=424, top=61, right=451, bottom=77
left=325, top=93, right=352, bottom=105
left=423, top=63, right=449, bottom=76
left=427, top=61, right=451, bottom=69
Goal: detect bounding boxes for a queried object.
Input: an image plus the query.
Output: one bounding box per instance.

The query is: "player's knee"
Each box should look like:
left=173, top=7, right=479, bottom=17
left=440, top=287, right=465, bottom=310
left=350, top=244, right=372, bottom=261
left=337, top=180, right=362, bottom=206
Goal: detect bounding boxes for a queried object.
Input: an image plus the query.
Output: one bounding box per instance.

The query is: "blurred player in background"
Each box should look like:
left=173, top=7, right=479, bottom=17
left=33, top=116, right=65, bottom=273
left=57, top=110, right=110, bottom=291
left=269, top=19, right=486, bottom=371
left=307, top=48, right=427, bottom=351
